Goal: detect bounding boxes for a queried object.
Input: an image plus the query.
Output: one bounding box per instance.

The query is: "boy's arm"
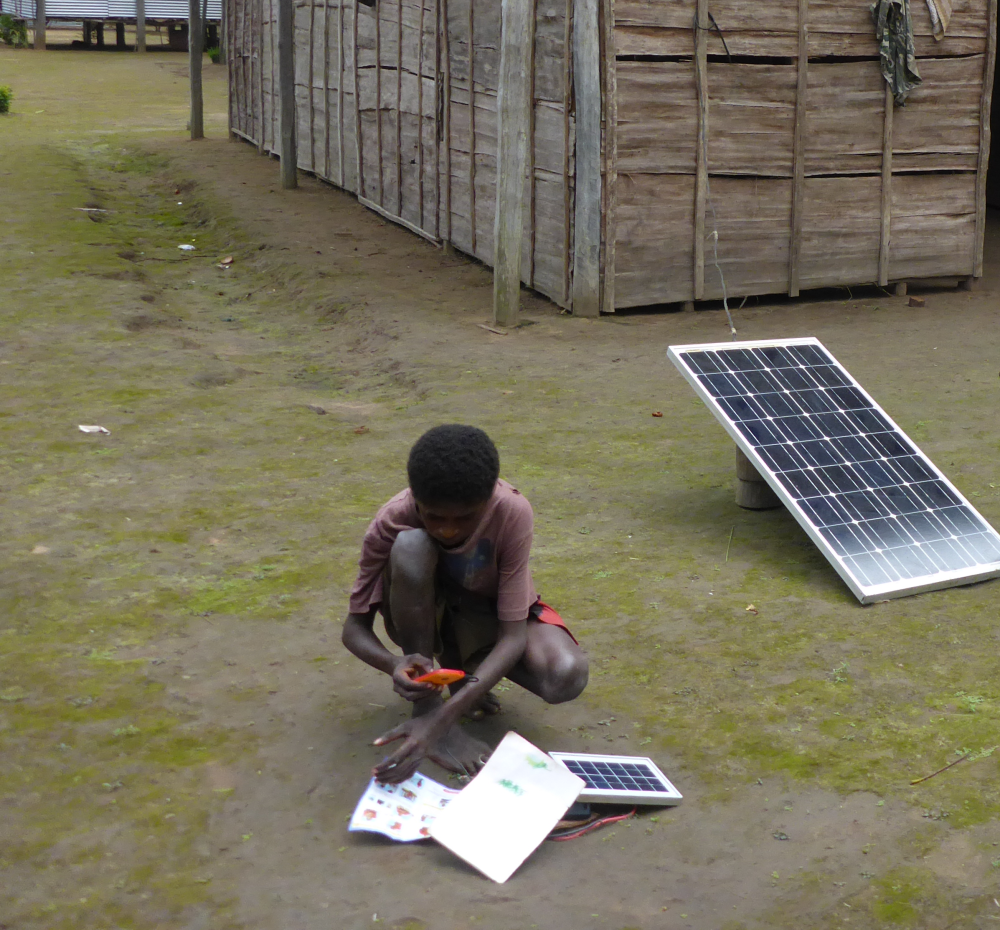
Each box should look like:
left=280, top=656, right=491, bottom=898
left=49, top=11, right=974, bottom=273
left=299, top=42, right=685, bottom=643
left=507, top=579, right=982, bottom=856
left=341, top=610, right=438, bottom=702
left=372, top=618, right=528, bottom=782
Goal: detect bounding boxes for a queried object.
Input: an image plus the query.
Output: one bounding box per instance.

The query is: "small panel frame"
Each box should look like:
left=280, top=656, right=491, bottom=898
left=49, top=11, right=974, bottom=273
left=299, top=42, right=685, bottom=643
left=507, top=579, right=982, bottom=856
left=549, top=752, right=683, bottom=806
left=668, top=337, right=1000, bottom=604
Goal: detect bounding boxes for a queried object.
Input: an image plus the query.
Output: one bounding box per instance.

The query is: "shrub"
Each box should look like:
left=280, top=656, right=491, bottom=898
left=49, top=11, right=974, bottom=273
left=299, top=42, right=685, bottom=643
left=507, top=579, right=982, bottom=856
left=0, top=86, right=12, bottom=116
left=0, top=13, right=29, bottom=48
left=207, top=45, right=220, bottom=64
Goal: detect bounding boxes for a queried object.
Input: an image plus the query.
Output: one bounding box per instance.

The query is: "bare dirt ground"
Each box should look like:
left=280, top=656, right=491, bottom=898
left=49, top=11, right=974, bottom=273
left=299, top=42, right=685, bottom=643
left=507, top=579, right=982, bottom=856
left=2, top=49, right=1000, bottom=930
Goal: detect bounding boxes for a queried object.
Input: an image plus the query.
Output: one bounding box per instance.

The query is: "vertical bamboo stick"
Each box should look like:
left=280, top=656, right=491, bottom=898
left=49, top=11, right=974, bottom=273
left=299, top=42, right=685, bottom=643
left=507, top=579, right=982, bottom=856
left=417, top=0, right=427, bottom=228
left=561, top=0, right=572, bottom=306
left=468, top=0, right=477, bottom=255
left=442, top=0, right=452, bottom=244
left=271, top=0, right=279, bottom=148
left=433, top=0, right=442, bottom=239
left=787, top=0, right=808, bottom=298
left=309, top=0, right=317, bottom=171
left=974, top=0, right=997, bottom=278
left=525, top=0, right=537, bottom=288
left=601, top=0, right=617, bottom=314
left=354, top=0, right=364, bottom=196
left=693, top=0, right=708, bottom=301
left=323, top=0, right=331, bottom=178
left=375, top=0, right=385, bottom=205
left=878, top=82, right=893, bottom=287
left=395, top=0, right=403, bottom=215
left=338, top=0, right=346, bottom=186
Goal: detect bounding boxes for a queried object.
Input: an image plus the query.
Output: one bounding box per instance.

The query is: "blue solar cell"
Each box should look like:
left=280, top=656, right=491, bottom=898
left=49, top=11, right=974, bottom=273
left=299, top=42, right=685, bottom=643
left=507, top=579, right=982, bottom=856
left=670, top=340, right=1000, bottom=602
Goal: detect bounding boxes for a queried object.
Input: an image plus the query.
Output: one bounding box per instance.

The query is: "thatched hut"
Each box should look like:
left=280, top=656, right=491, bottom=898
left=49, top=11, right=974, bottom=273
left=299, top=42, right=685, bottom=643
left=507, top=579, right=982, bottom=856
left=227, top=0, right=997, bottom=313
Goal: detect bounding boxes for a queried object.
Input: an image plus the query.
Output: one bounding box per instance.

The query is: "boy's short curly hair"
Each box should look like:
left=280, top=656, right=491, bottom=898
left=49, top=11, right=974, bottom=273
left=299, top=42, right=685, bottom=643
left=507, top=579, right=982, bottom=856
left=407, top=424, right=500, bottom=506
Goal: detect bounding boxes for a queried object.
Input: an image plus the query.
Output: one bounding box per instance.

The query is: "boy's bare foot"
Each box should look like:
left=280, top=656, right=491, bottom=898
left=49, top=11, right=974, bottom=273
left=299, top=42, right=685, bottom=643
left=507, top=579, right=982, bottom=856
left=465, top=690, right=502, bottom=721
left=426, top=724, right=491, bottom=778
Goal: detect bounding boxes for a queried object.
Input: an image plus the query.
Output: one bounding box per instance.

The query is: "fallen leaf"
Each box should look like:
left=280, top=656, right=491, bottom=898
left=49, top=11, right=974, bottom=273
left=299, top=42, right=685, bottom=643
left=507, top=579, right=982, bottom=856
left=31, top=545, right=50, bottom=555
left=306, top=404, right=327, bottom=415
left=651, top=411, right=663, bottom=417
left=773, top=831, right=790, bottom=841
left=746, top=604, right=758, bottom=615
left=78, top=425, right=110, bottom=435
left=219, top=256, right=234, bottom=266
left=353, top=426, right=370, bottom=435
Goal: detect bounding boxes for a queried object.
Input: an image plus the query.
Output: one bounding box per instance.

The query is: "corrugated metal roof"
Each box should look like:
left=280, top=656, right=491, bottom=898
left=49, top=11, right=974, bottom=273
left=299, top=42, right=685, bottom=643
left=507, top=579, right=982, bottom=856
left=0, top=0, right=220, bottom=19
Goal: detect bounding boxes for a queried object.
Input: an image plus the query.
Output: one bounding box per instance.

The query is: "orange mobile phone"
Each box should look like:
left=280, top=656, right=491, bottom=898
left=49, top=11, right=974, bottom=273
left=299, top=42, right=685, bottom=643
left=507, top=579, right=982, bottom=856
left=413, top=668, right=466, bottom=687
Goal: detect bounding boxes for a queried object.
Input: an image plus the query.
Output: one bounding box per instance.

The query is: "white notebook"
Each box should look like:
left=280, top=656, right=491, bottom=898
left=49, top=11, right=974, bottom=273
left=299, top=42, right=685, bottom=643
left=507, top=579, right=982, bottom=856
left=429, top=731, right=584, bottom=883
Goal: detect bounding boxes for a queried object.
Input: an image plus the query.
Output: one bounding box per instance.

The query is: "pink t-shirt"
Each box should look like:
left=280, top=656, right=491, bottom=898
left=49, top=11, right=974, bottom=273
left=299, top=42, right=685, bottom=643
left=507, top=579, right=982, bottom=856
left=349, top=479, right=538, bottom=623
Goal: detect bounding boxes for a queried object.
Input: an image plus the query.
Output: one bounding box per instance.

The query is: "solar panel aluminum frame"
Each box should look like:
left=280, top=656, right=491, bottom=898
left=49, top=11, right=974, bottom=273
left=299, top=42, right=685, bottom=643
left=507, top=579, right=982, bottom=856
left=667, top=337, right=1000, bottom=604
left=549, top=752, right=683, bottom=806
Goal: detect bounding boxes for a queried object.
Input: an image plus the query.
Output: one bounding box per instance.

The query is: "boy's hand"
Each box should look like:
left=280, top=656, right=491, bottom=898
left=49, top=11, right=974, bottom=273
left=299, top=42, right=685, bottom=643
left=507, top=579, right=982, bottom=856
left=372, top=715, right=441, bottom=783
left=391, top=654, right=438, bottom=701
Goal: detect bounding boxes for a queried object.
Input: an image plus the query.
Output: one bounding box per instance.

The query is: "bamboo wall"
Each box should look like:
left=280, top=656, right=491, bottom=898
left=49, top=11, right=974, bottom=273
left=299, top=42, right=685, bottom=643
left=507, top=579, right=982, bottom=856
left=227, top=0, right=576, bottom=307
left=609, top=0, right=997, bottom=309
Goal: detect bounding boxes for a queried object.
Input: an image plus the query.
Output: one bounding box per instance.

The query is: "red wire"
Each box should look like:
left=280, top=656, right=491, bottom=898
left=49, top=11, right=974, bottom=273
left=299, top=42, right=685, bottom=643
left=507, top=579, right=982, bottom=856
left=547, top=807, right=637, bottom=841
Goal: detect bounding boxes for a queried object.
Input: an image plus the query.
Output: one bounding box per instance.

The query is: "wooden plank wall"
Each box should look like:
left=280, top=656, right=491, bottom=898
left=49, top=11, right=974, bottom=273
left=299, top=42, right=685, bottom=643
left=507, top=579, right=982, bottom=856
left=611, top=0, right=995, bottom=309
left=227, top=0, right=576, bottom=308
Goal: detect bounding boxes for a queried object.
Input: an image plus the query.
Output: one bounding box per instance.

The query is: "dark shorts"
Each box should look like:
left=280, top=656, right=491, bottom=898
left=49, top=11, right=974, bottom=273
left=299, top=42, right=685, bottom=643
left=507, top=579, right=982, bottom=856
left=378, top=562, right=575, bottom=670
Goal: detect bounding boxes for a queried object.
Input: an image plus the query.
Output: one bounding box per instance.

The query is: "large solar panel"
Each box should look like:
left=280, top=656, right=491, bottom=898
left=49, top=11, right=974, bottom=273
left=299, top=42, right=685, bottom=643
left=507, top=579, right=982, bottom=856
left=549, top=753, right=683, bottom=806
left=668, top=338, right=1000, bottom=604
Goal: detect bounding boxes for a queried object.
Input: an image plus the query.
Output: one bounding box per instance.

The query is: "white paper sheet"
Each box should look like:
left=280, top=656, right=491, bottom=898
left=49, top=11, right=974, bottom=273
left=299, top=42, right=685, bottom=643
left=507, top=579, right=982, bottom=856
left=428, top=731, right=584, bottom=883
left=348, top=773, right=461, bottom=843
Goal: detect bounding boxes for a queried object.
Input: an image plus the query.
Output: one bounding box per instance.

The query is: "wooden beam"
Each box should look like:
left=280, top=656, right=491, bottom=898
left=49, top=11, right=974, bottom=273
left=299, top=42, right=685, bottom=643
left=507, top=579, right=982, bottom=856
left=190, top=0, right=205, bottom=139
left=601, top=0, right=617, bottom=314
left=974, top=0, right=998, bottom=277
left=337, top=0, right=345, bottom=187
left=560, top=0, right=571, bottom=305
left=442, top=0, right=453, bottom=245
left=525, top=0, right=537, bottom=288
left=878, top=82, right=893, bottom=287
left=308, top=0, right=317, bottom=172
left=467, top=0, right=477, bottom=255
left=572, top=0, right=601, bottom=317
left=278, top=0, right=298, bottom=187
left=395, top=0, right=403, bottom=215
left=787, top=0, right=808, bottom=297
left=693, top=0, right=708, bottom=301
left=493, top=0, right=533, bottom=328
left=353, top=0, right=364, bottom=196
left=136, top=0, right=146, bottom=52
left=34, top=0, right=45, bottom=49
left=322, top=0, right=331, bottom=178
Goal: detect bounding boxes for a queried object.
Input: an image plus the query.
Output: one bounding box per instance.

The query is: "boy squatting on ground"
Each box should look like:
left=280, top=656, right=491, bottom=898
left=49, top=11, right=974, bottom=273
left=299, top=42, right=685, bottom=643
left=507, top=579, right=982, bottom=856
left=342, top=424, right=589, bottom=785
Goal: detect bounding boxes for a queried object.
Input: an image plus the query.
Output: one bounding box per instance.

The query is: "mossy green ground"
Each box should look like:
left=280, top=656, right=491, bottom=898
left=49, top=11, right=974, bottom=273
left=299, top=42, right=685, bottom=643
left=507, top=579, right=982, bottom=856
left=2, top=48, right=1000, bottom=930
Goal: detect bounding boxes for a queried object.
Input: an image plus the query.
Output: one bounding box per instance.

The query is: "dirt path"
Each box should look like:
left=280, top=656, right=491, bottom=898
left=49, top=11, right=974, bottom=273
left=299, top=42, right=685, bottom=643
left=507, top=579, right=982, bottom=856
left=2, top=49, right=1000, bottom=930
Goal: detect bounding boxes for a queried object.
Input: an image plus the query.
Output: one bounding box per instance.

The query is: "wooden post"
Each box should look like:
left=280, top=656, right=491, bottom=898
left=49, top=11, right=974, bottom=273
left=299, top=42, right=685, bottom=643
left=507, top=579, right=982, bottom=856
left=601, top=0, right=618, bottom=315
left=190, top=0, right=205, bottom=139
left=278, top=0, right=298, bottom=188
left=83, top=20, right=92, bottom=47
left=974, top=0, right=998, bottom=278
left=116, top=20, right=127, bottom=48
left=571, top=0, right=602, bottom=317
left=136, top=0, right=146, bottom=51
left=693, top=0, right=708, bottom=301
left=34, top=0, right=45, bottom=49
left=735, top=449, right=781, bottom=510
left=96, top=22, right=105, bottom=47
left=877, top=82, right=893, bottom=287
left=493, top=0, right=533, bottom=328
left=787, top=0, right=808, bottom=297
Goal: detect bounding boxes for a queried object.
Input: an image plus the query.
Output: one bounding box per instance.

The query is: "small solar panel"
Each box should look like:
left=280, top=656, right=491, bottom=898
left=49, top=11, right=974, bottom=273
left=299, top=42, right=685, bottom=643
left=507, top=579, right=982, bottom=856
left=549, top=753, right=683, bottom=806
left=668, top=338, right=1000, bottom=604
